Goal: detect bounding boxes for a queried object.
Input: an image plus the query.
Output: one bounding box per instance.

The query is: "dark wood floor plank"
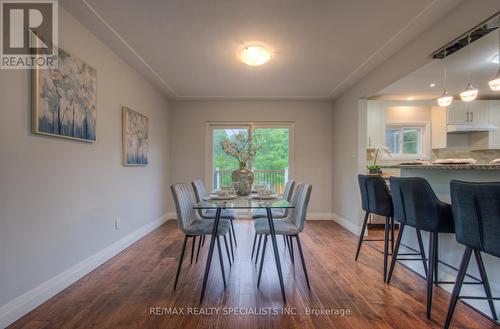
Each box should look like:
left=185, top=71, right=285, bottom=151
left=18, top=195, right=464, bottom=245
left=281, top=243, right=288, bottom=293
left=8, top=220, right=497, bottom=329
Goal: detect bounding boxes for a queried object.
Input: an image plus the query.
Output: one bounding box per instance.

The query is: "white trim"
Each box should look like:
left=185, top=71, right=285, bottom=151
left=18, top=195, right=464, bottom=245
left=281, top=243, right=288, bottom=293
left=0, top=213, right=170, bottom=329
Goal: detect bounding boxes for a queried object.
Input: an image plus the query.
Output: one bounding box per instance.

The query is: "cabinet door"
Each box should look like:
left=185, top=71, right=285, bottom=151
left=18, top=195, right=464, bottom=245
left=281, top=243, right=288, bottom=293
left=487, top=101, right=500, bottom=149
left=466, top=101, right=489, bottom=124
left=367, top=105, right=385, bottom=148
left=447, top=102, right=468, bottom=124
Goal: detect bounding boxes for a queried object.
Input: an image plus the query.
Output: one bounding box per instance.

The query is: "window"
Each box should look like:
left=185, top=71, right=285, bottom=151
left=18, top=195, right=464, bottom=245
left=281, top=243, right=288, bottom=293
left=385, top=126, right=423, bottom=158
left=207, top=123, right=293, bottom=194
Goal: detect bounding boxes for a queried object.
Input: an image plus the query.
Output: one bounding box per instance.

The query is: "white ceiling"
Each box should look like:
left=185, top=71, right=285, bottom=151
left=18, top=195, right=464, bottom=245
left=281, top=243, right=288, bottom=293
left=60, top=0, right=464, bottom=99
left=374, top=28, right=500, bottom=100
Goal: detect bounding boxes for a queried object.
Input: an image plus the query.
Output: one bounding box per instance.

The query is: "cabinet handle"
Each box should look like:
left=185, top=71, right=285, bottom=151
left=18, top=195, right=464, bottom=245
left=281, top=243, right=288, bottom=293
left=471, top=111, right=474, bottom=122
left=466, top=112, right=470, bottom=122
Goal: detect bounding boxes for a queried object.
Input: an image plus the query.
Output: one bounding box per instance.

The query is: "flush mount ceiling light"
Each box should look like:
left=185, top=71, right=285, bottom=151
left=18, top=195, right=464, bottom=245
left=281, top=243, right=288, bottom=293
left=437, top=50, right=453, bottom=107
left=240, top=45, right=271, bottom=66
left=460, top=34, right=478, bottom=101
left=488, top=17, right=500, bottom=91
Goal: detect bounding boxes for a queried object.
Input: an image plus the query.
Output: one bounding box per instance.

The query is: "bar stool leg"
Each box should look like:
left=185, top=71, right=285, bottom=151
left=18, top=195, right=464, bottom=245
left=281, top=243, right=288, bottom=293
left=416, top=229, right=428, bottom=278
left=383, top=216, right=390, bottom=282
left=426, top=232, right=437, bottom=319
left=444, top=247, right=472, bottom=329
left=390, top=217, right=395, bottom=253
left=434, top=233, right=439, bottom=285
left=355, top=211, right=370, bottom=261
left=387, top=224, right=405, bottom=284
left=474, top=249, right=497, bottom=320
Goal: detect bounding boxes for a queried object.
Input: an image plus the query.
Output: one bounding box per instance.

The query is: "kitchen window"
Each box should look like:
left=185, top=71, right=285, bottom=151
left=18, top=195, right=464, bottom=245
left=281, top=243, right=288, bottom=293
left=385, top=126, right=424, bottom=158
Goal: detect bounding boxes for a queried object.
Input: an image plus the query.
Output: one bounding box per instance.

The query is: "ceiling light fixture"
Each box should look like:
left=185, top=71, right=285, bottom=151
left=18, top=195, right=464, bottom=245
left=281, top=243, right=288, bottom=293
left=488, top=17, right=500, bottom=91
left=429, top=83, right=436, bottom=88
left=240, top=45, right=271, bottom=66
left=437, top=50, right=453, bottom=107
left=460, top=34, right=478, bottom=101
left=407, top=97, right=415, bottom=100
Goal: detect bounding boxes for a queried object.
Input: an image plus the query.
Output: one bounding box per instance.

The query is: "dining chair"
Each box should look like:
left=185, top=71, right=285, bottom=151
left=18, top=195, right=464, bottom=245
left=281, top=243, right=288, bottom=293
left=387, top=177, right=454, bottom=319
left=254, top=183, right=312, bottom=289
left=444, top=180, right=498, bottom=328
left=171, top=183, right=233, bottom=290
left=192, top=179, right=237, bottom=260
left=250, top=180, right=295, bottom=260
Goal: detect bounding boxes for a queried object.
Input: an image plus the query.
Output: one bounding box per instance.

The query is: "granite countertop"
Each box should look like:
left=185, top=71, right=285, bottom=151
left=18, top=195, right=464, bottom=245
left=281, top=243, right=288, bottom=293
left=381, top=164, right=500, bottom=170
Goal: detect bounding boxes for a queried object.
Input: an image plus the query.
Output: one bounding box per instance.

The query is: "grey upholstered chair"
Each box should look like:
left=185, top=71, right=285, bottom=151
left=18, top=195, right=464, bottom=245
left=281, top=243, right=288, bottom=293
left=192, top=179, right=237, bottom=253
left=254, top=183, right=312, bottom=289
left=250, top=180, right=296, bottom=261
left=171, top=183, right=232, bottom=290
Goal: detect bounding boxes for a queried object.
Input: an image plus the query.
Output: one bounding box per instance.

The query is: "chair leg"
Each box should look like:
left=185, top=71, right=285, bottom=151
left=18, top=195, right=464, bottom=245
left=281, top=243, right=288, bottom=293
left=474, top=249, right=497, bottom=320
left=426, top=232, right=437, bottom=320
left=202, top=235, right=206, bottom=247
left=257, top=235, right=268, bottom=288
left=174, top=235, right=189, bottom=290
left=444, top=247, right=473, bottom=329
left=230, top=220, right=237, bottom=247
left=255, top=234, right=263, bottom=265
left=228, top=229, right=235, bottom=262
left=289, top=236, right=294, bottom=264
left=416, top=229, right=428, bottom=278
left=251, top=233, right=257, bottom=259
left=434, top=233, right=439, bottom=285
left=390, top=217, right=395, bottom=253
left=223, top=234, right=232, bottom=266
left=216, top=235, right=226, bottom=289
left=295, top=234, right=311, bottom=289
left=355, top=211, right=370, bottom=261
left=195, top=235, right=203, bottom=263
left=383, top=216, right=390, bottom=282
left=387, top=224, right=404, bottom=284
left=190, top=236, right=196, bottom=264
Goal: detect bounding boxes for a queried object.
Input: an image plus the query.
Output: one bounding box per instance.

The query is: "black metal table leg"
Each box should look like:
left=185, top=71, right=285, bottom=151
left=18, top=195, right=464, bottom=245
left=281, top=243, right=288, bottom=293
left=199, top=207, right=221, bottom=304
left=266, top=207, right=287, bottom=304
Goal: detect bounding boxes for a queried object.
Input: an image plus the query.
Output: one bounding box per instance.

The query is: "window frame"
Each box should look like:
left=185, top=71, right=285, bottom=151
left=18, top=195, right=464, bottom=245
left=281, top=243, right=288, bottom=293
left=384, top=124, right=426, bottom=160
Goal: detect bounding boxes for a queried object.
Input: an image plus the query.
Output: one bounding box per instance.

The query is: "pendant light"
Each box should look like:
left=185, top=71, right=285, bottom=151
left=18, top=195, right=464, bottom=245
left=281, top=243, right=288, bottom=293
left=488, top=17, right=500, bottom=91
left=437, top=50, right=453, bottom=107
left=460, top=33, right=478, bottom=101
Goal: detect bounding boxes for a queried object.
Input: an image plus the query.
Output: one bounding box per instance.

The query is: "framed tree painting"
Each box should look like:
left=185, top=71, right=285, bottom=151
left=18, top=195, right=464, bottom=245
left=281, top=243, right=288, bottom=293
left=32, top=47, right=97, bottom=142
left=122, top=107, right=149, bottom=166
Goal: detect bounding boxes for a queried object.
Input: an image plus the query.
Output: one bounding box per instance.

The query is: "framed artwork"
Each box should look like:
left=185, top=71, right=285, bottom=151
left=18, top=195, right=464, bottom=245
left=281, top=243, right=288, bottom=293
left=122, top=107, right=149, bottom=166
left=32, top=47, right=97, bottom=142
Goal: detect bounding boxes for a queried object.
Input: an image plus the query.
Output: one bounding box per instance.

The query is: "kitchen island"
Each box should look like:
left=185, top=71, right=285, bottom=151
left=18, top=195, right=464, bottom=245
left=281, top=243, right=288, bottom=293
left=395, top=164, right=500, bottom=318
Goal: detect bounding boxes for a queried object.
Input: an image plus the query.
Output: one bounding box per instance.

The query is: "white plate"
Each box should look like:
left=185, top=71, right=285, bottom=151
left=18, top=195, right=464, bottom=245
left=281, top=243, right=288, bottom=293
left=251, top=193, right=279, bottom=200
left=207, top=194, right=238, bottom=200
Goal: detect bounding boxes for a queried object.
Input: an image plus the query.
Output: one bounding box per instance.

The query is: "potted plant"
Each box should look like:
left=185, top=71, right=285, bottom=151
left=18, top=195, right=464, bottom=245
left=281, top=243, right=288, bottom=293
left=367, top=146, right=391, bottom=174
left=221, top=132, right=260, bottom=195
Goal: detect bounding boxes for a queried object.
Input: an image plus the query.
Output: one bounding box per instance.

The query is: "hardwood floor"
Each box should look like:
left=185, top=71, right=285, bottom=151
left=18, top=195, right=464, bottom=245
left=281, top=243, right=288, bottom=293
left=9, top=220, right=496, bottom=329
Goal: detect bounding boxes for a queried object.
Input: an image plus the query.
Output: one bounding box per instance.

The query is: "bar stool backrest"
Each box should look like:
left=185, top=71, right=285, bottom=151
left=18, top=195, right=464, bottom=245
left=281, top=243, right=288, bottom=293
left=171, top=183, right=197, bottom=234
left=358, top=174, right=393, bottom=217
left=450, top=180, right=500, bottom=258
left=390, top=177, right=452, bottom=233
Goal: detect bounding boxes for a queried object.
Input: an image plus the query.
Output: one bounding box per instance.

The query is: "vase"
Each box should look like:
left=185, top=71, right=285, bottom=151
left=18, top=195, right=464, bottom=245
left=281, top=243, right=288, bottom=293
left=232, top=167, right=254, bottom=196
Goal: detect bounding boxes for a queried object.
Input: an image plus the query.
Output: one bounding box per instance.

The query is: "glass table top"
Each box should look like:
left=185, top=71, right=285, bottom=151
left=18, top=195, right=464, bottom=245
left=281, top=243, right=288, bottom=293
left=194, top=197, right=293, bottom=209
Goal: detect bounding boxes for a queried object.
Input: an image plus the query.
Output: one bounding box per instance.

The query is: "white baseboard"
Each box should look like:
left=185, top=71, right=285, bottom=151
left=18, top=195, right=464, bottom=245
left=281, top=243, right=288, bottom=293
left=0, top=213, right=170, bottom=329
left=307, top=212, right=334, bottom=220
left=331, top=212, right=362, bottom=236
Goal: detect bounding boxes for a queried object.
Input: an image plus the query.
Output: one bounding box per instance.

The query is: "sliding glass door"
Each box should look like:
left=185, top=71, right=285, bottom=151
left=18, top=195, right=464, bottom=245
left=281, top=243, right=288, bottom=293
left=207, top=123, right=293, bottom=194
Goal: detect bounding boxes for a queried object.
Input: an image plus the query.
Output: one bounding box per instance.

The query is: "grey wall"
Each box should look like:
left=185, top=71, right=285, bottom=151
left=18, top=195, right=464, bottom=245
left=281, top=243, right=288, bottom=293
left=331, top=0, right=500, bottom=231
left=169, top=100, right=333, bottom=214
left=0, top=8, right=170, bottom=307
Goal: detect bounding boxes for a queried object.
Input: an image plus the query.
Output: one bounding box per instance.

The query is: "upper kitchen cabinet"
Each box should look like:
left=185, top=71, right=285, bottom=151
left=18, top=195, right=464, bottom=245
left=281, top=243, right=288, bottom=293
left=366, top=101, right=385, bottom=148
left=447, top=100, right=489, bottom=125
left=470, top=101, right=500, bottom=150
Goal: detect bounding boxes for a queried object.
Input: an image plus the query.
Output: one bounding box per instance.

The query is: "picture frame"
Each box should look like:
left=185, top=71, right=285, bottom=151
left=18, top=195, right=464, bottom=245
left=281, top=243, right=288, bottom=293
left=122, top=107, right=149, bottom=166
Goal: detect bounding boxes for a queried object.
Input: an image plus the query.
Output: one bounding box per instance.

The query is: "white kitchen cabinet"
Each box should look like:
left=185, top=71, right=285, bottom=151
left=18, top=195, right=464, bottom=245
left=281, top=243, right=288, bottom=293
left=470, top=101, right=500, bottom=150
left=431, top=106, right=447, bottom=149
left=367, top=102, right=385, bottom=148
left=447, top=101, right=489, bottom=125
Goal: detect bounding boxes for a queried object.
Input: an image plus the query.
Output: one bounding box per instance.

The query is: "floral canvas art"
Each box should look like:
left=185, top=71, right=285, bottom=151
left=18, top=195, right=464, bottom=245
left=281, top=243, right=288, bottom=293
left=122, top=107, right=148, bottom=166
left=32, top=48, right=97, bottom=142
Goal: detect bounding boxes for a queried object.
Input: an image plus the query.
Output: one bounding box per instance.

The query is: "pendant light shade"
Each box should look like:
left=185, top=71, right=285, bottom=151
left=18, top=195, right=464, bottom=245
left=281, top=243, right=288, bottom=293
left=460, top=82, right=479, bottom=101
left=460, top=33, right=478, bottom=101
left=437, top=92, right=453, bottom=107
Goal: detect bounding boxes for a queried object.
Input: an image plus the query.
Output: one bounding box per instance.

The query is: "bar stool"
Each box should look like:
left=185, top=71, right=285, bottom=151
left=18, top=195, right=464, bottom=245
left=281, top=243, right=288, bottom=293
left=356, top=174, right=395, bottom=282
left=387, top=177, right=454, bottom=320
left=444, top=180, right=499, bottom=328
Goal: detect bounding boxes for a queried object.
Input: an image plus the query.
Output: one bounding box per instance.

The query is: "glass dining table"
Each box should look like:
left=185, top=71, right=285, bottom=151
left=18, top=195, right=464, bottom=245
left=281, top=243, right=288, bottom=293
left=193, top=197, right=293, bottom=304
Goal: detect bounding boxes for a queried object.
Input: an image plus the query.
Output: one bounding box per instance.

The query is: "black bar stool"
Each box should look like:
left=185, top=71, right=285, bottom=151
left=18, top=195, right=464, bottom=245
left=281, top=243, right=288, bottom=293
left=444, top=180, right=499, bottom=329
left=356, top=174, right=395, bottom=282
left=387, top=177, right=455, bottom=320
